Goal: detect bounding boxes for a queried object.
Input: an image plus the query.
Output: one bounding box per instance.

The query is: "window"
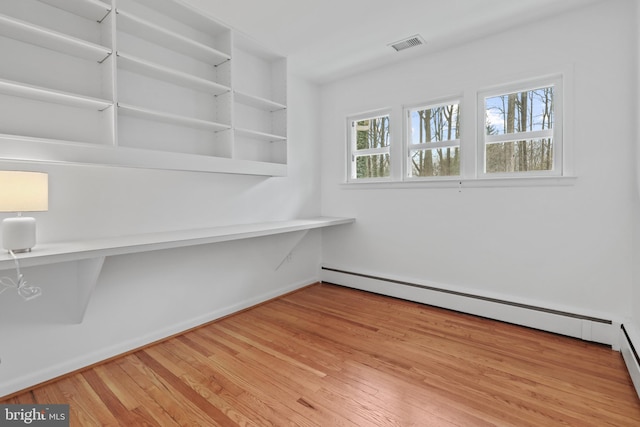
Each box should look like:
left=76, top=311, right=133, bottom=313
left=479, top=77, right=562, bottom=176
left=406, top=100, right=460, bottom=178
left=348, top=112, right=391, bottom=180
left=344, top=75, right=566, bottom=185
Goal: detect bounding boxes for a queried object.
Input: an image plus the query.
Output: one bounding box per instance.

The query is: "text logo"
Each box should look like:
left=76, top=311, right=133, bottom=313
left=0, top=405, right=69, bottom=426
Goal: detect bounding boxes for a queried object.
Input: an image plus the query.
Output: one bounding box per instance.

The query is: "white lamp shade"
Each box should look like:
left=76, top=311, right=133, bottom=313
left=0, top=171, right=48, bottom=212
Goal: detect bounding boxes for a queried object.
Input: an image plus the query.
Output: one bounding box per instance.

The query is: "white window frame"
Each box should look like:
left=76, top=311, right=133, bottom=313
left=346, top=109, right=392, bottom=182
left=477, top=76, right=563, bottom=178
left=404, top=98, right=461, bottom=180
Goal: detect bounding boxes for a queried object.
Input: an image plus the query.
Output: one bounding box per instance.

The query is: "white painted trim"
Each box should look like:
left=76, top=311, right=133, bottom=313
left=621, top=324, right=640, bottom=399
left=321, top=266, right=619, bottom=346
left=477, top=75, right=563, bottom=178
left=341, top=175, right=576, bottom=189
left=0, top=276, right=317, bottom=398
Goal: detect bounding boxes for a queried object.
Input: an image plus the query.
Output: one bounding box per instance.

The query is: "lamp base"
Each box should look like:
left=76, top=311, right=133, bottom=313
left=2, top=216, right=36, bottom=253
left=9, top=247, right=31, bottom=254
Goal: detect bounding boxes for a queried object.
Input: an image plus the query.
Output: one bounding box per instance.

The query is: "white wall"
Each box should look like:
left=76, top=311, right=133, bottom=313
left=632, top=0, right=640, bottom=344
left=321, top=0, right=636, bottom=324
left=0, top=75, right=322, bottom=397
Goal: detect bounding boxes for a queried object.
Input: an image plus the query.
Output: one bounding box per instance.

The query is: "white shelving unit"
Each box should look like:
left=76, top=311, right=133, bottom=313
left=0, top=13, right=111, bottom=62
left=0, top=78, right=112, bottom=110
left=234, top=90, right=286, bottom=112
left=235, top=127, right=287, bottom=143
left=0, top=0, right=113, bottom=148
left=0, top=0, right=288, bottom=176
left=116, top=10, right=230, bottom=67
left=117, top=52, right=230, bottom=96
left=232, top=32, right=287, bottom=165
left=37, top=0, right=112, bottom=22
left=118, top=103, right=230, bottom=132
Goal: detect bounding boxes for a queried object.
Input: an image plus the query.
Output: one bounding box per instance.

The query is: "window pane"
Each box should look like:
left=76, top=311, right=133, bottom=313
left=485, top=139, right=553, bottom=173
left=355, top=154, right=390, bottom=178
left=485, top=87, right=553, bottom=136
left=410, top=147, right=460, bottom=177
left=409, top=104, right=459, bottom=144
left=355, top=115, right=389, bottom=150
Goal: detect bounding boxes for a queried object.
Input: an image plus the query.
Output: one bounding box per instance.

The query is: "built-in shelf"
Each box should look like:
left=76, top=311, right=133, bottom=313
left=117, top=52, right=230, bottom=95
left=116, top=9, right=230, bottom=66
left=118, top=103, right=230, bottom=132
left=0, top=217, right=355, bottom=270
left=0, top=133, right=288, bottom=176
left=0, top=77, right=112, bottom=110
left=0, top=13, right=111, bottom=62
left=0, top=0, right=287, bottom=176
left=37, top=0, right=112, bottom=22
left=235, top=127, right=287, bottom=142
left=131, top=0, right=229, bottom=37
left=234, top=91, right=286, bottom=112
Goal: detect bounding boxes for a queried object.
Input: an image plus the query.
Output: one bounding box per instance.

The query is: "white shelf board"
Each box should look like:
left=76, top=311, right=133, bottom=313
left=37, top=0, right=112, bottom=22
left=235, top=127, right=287, bottom=142
left=0, top=13, right=111, bottom=62
left=117, top=52, right=230, bottom=95
left=234, top=91, right=286, bottom=112
left=0, top=133, right=287, bottom=176
left=0, top=78, right=112, bottom=110
left=118, top=103, right=230, bottom=132
left=132, top=0, right=229, bottom=37
left=0, top=217, right=355, bottom=269
left=116, top=9, right=230, bottom=66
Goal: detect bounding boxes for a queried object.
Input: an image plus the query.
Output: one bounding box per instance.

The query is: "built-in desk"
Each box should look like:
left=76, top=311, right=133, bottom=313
left=0, top=216, right=355, bottom=322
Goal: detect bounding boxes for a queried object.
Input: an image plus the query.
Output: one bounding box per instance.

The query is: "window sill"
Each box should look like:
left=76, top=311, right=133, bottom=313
left=341, top=175, right=577, bottom=189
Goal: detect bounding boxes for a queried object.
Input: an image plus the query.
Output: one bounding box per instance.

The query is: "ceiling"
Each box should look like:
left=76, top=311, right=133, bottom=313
left=184, top=0, right=598, bottom=84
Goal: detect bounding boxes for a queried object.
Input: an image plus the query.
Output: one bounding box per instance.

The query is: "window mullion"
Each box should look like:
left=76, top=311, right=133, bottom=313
left=354, top=147, right=389, bottom=157
left=409, top=139, right=460, bottom=151
left=485, top=129, right=553, bottom=144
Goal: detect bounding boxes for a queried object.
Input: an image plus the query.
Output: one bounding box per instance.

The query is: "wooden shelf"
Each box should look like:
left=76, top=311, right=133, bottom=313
left=117, top=52, right=230, bottom=95
left=0, top=77, right=112, bottom=110
left=118, top=103, right=230, bottom=132
left=37, top=0, right=111, bottom=22
left=0, top=13, right=111, bottom=62
left=116, top=9, right=230, bottom=66
left=235, top=91, right=286, bottom=112
left=235, top=127, right=286, bottom=142
left=0, top=217, right=355, bottom=269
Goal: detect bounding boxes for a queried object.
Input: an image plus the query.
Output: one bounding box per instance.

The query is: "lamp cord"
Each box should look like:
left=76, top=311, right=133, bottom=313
left=0, top=250, right=42, bottom=300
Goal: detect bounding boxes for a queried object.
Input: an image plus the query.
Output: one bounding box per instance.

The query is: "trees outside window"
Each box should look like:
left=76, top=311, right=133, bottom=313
left=348, top=112, right=390, bottom=180
left=345, top=76, right=564, bottom=183
left=480, top=78, right=561, bottom=176
left=406, top=101, right=460, bottom=178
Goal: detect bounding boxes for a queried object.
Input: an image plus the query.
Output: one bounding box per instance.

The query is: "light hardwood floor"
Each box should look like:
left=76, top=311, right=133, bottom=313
left=3, top=283, right=640, bottom=426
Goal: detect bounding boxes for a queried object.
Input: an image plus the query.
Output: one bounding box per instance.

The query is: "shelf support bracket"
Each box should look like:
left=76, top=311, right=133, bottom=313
left=72, top=256, right=105, bottom=323
left=274, top=230, right=309, bottom=271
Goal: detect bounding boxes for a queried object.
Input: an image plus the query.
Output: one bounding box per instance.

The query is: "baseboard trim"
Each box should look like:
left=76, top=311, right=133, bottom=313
left=621, top=324, right=640, bottom=398
left=321, top=266, right=619, bottom=347
left=0, top=277, right=318, bottom=399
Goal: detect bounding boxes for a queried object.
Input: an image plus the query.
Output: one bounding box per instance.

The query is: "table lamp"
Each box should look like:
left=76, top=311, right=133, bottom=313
left=0, top=171, right=48, bottom=253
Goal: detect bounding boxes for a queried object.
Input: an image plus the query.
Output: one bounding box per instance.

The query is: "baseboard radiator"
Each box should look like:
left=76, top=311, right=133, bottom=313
left=320, top=266, right=618, bottom=347
left=321, top=266, right=640, bottom=398
left=621, top=325, right=640, bottom=398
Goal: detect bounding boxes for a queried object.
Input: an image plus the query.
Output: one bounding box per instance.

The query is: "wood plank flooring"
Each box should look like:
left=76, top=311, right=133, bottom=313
left=3, top=283, right=640, bottom=426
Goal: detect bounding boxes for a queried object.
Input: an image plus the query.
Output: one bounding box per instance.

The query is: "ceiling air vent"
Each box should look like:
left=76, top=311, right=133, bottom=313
left=389, top=35, right=425, bottom=52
